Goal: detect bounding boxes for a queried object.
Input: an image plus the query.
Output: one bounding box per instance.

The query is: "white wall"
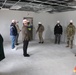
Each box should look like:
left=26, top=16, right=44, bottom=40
left=0, top=10, right=34, bottom=42
left=0, top=10, right=76, bottom=44
left=33, top=11, right=76, bottom=44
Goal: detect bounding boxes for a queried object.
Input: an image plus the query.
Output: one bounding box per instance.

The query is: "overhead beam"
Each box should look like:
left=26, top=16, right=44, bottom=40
left=10, top=0, right=21, bottom=9
left=1, top=0, right=7, bottom=8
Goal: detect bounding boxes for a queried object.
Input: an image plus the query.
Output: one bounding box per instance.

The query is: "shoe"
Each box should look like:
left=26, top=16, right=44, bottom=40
left=12, top=48, right=16, bottom=51
left=66, top=45, right=69, bottom=47
left=11, top=48, right=16, bottom=51
left=41, top=42, right=44, bottom=43
left=24, top=54, right=30, bottom=57
left=16, top=43, right=19, bottom=45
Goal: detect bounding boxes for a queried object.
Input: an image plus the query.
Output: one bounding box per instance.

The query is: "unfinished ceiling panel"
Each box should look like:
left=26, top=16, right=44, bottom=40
left=0, top=0, right=76, bottom=13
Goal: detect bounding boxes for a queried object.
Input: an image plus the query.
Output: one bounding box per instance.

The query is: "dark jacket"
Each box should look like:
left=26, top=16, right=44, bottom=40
left=0, top=34, right=5, bottom=61
left=10, top=23, right=17, bottom=36
left=22, top=25, right=30, bottom=41
left=54, top=23, right=63, bottom=35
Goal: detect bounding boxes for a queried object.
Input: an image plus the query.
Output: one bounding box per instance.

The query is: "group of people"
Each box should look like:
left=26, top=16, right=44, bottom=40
left=10, top=20, right=21, bottom=50
left=10, top=19, right=32, bottom=57
left=10, top=19, right=76, bottom=57
left=36, top=20, right=76, bottom=49
left=10, top=19, right=45, bottom=57
left=54, top=20, right=75, bottom=49
left=0, top=19, right=76, bottom=60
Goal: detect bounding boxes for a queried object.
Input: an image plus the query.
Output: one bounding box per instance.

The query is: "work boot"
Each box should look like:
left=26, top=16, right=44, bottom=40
left=16, top=43, right=19, bottom=45
left=41, top=41, right=44, bottom=44
left=66, top=45, right=69, bottom=47
left=39, top=42, right=41, bottom=43
left=24, top=54, right=30, bottom=57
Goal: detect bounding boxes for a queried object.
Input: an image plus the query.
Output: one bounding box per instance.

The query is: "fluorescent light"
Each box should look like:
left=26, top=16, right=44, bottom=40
left=1, top=8, right=9, bottom=10
left=71, top=6, right=76, bottom=8
left=10, top=5, right=21, bottom=9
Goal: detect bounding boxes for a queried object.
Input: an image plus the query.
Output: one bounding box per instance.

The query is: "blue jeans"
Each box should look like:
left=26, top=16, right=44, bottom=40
left=10, top=36, right=16, bottom=49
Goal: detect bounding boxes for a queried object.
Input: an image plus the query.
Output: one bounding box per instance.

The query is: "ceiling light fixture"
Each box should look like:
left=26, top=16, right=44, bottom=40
left=10, top=5, right=21, bottom=9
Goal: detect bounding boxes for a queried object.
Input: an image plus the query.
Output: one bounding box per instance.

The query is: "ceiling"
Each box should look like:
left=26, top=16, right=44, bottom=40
left=0, top=0, right=76, bottom=13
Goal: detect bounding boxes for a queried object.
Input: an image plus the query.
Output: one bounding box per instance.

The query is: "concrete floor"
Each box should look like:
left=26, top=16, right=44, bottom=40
left=0, top=40, right=76, bottom=75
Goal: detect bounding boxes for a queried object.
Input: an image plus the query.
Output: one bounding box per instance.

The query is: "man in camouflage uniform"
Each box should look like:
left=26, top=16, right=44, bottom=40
left=66, top=20, right=75, bottom=49
left=36, top=22, right=44, bottom=43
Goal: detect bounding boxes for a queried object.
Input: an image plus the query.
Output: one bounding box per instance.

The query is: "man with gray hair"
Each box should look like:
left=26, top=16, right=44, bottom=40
left=22, top=19, right=30, bottom=57
left=10, top=20, right=17, bottom=50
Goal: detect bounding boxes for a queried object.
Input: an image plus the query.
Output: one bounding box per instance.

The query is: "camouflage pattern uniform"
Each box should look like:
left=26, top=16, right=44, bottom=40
left=66, top=23, right=75, bottom=49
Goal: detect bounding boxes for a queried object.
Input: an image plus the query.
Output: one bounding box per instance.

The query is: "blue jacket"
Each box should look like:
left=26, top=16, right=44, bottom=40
left=10, top=23, right=17, bottom=36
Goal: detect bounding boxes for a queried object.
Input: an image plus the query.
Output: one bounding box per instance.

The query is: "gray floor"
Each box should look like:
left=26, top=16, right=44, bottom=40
left=0, top=40, right=76, bottom=75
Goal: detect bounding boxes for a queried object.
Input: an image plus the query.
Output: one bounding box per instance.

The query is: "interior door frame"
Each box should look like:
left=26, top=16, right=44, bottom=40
left=23, top=17, right=33, bottom=25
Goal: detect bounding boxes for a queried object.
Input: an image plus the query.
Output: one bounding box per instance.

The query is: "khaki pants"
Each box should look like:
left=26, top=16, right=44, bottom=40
left=38, top=32, right=44, bottom=42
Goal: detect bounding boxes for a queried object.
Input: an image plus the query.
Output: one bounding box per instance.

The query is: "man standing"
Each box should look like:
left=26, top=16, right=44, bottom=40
left=10, top=20, right=17, bottom=50
left=66, top=20, right=75, bottom=49
left=15, top=21, right=21, bottom=45
left=54, top=21, right=63, bottom=44
left=36, top=22, right=44, bottom=43
left=22, top=19, right=30, bottom=57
